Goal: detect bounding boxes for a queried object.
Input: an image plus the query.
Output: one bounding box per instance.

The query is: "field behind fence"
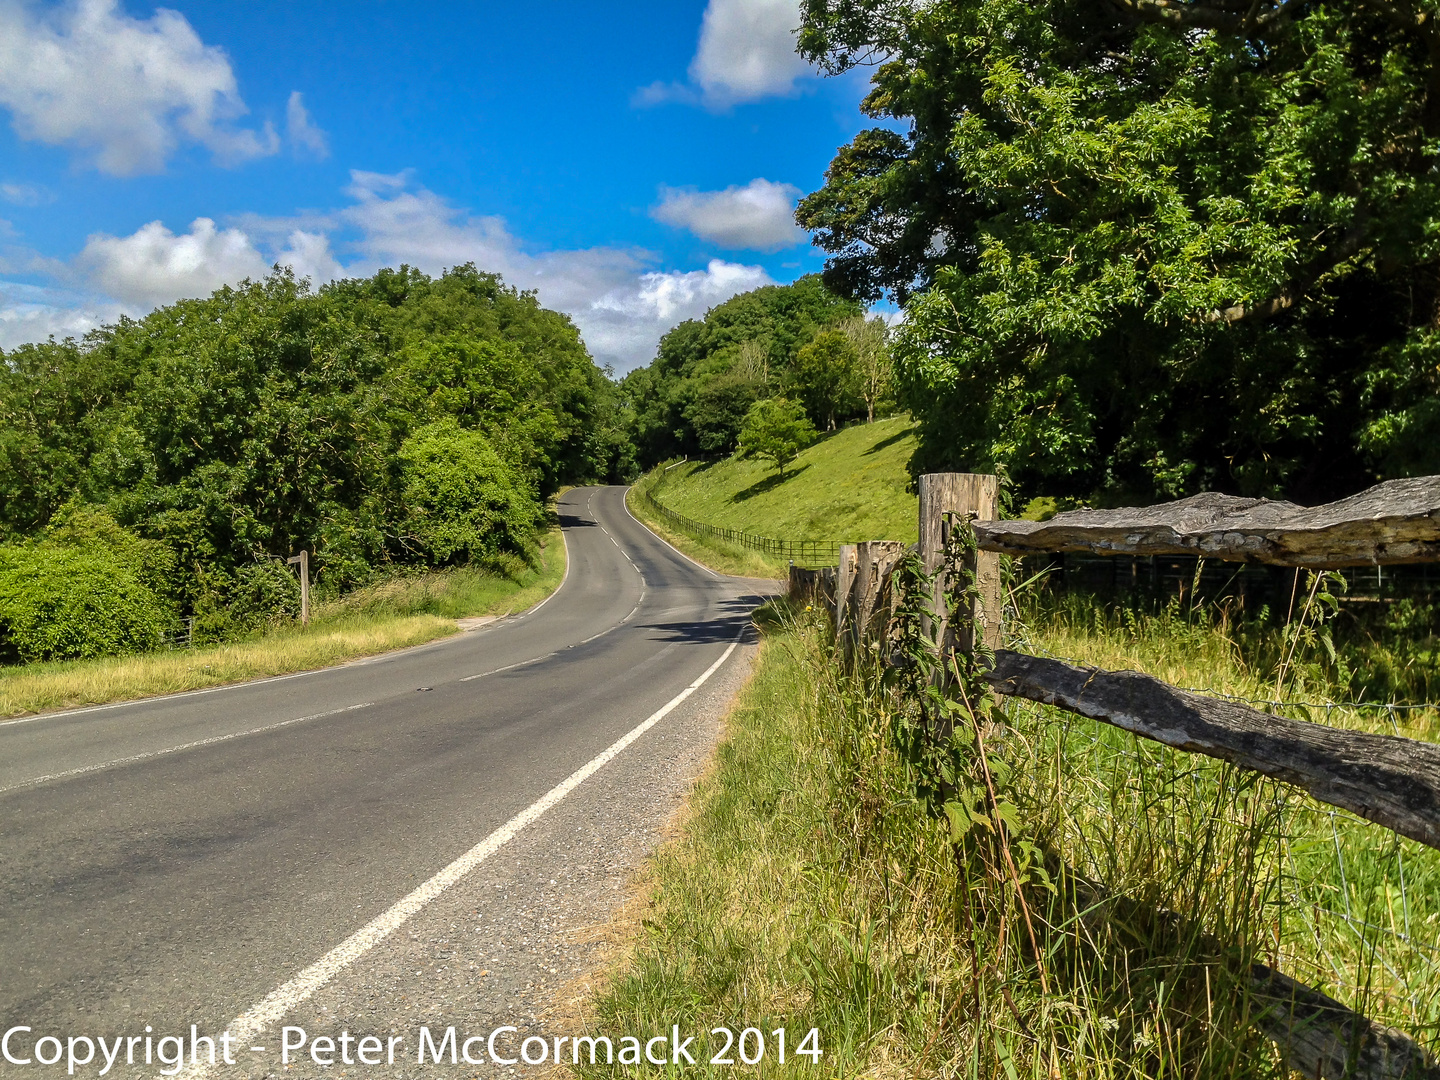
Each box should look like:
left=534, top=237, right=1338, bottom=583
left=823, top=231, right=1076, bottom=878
left=796, top=475, right=1440, bottom=1079
left=641, top=463, right=845, bottom=568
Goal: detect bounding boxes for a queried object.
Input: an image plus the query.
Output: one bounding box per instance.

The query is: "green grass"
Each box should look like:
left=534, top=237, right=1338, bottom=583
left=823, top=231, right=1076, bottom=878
left=625, top=484, right=788, bottom=578
left=652, top=415, right=919, bottom=543
left=583, top=591, right=1440, bottom=1077
left=0, top=528, right=566, bottom=719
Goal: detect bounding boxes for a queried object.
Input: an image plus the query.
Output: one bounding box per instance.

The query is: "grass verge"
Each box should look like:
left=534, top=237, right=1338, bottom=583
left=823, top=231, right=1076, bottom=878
left=625, top=483, right=785, bottom=579
left=0, top=527, right=566, bottom=719
left=582, top=593, right=1440, bottom=1077
left=650, top=415, right=918, bottom=544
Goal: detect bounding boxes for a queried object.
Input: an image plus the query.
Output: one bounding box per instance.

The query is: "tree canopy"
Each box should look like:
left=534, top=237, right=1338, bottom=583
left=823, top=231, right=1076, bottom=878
left=620, top=275, right=865, bottom=465
left=798, top=0, right=1440, bottom=503
left=0, top=264, right=627, bottom=653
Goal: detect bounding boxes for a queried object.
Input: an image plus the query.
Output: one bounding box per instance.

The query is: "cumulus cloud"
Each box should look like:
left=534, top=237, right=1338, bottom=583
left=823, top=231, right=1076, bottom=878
left=641, top=0, right=810, bottom=108
left=26, top=172, right=771, bottom=370
left=653, top=178, right=805, bottom=251
left=0, top=0, right=279, bottom=174
left=0, top=280, right=121, bottom=350
left=336, top=171, right=773, bottom=369
left=286, top=91, right=329, bottom=158
left=74, top=217, right=339, bottom=307
left=75, top=218, right=270, bottom=306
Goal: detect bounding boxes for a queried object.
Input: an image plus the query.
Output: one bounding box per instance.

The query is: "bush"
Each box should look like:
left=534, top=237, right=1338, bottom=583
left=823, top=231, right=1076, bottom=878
left=233, top=560, right=302, bottom=623
left=399, top=421, right=540, bottom=564
left=0, top=543, right=172, bottom=662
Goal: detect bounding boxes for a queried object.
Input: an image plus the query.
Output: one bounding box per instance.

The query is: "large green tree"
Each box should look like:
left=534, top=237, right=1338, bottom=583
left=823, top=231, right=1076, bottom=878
left=0, top=264, right=624, bottom=607
left=798, top=0, right=1440, bottom=503
left=621, top=276, right=861, bottom=464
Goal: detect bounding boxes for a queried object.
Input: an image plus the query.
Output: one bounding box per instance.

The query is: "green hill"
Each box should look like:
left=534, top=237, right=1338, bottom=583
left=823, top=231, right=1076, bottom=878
left=647, top=416, right=919, bottom=544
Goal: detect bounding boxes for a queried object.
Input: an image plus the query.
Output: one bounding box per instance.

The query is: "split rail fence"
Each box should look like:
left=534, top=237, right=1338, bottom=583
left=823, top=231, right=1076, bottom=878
left=791, top=474, right=1440, bottom=1079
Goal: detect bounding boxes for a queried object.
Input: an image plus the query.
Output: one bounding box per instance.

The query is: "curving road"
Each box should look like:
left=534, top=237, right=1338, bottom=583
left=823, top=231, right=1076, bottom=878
left=0, top=486, right=767, bottom=1071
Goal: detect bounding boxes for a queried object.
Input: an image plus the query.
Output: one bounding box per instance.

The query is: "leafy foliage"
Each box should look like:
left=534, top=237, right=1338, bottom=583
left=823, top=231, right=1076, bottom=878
left=0, top=509, right=176, bottom=662
left=399, top=421, right=540, bottom=565
left=0, top=263, right=621, bottom=659
left=620, top=275, right=862, bottom=464
left=798, top=0, right=1440, bottom=503
left=737, top=398, right=818, bottom=478
left=791, top=328, right=862, bottom=431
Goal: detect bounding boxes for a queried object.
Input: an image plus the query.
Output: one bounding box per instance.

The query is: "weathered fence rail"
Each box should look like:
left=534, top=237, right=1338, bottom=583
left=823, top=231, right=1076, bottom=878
left=972, top=476, right=1440, bottom=568
left=796, top=471, right=1440, bottom=1077
left=986, top=650, right=1440, bottom=853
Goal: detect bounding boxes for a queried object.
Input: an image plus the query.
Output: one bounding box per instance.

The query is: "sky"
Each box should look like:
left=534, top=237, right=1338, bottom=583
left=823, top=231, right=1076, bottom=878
left=0, top=0, right=881, bottom=373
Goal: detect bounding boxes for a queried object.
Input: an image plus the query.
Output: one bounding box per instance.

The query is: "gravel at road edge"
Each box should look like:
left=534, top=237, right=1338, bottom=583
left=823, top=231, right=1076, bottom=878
left=226, top=634, right=761, bottom=1079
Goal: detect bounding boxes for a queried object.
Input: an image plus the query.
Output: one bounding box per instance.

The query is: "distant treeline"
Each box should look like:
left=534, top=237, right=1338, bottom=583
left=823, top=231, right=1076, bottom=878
left=0, top=264, right=632, bottom=661
left=619, top=274, right=895, bottom=467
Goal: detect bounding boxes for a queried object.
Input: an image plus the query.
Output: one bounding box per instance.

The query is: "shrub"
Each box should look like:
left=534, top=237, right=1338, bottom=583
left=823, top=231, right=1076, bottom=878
left=399, top=421, right=540, bottom=564
left=0, top=543, right=172, bottom=662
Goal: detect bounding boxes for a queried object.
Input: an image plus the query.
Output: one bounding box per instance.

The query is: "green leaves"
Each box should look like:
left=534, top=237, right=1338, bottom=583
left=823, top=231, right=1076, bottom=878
left=0, top=263, right=617, bottom=659
left=737, top=398, right=818, bottom=479
left=801, top=0, right=1440, bottom=503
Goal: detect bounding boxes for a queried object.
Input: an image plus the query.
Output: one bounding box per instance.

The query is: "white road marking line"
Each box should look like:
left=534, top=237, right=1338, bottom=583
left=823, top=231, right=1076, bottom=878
left=183, top=631, right=745, bottom=1078
left=458, top=654, right=556, bottom=682
left=622, top=484, right=722, bottom=579
left=0, top=703, right=375, bottom=796
left=511, top=524, right=571, bottom=620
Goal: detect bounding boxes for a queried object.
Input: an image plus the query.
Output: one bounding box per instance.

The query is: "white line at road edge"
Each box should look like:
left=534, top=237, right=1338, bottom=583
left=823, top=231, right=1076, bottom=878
left=0, top=703, right=375, bottom=796
left=621, top=484, right=722, bottom=580
left=183, top=628, right=745, bottom=1078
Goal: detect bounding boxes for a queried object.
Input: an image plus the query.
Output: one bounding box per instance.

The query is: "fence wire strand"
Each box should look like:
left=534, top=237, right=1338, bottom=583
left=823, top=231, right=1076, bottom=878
left=641, top=471, right=846, bottom=568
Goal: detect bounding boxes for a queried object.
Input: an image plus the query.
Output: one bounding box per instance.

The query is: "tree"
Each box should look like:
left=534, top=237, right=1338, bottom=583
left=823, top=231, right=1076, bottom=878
left=797, top=0, right=1440, bottom=503
left=738, top=398, right=818, bottom=479
left=791, top=329, right=863, bottom=430
left=399, top=421, right=540, bottom=565
left=839, top=315, right=892, bottom=423
left=620, top=276, right=861, bottom=465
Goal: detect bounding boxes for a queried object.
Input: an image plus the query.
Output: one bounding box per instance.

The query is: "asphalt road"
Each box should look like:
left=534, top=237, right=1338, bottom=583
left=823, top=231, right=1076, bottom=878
left=0, top=486, right=767, bottom=1074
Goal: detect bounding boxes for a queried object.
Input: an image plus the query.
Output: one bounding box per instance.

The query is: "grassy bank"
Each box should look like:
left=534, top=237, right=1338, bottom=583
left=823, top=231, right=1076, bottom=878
left=625, top=483, right=785, bottom=578
left=583, top=595, right=1440, bottom=1076
left=0, top=528, right=566, bottom=719
left=652, top=416, right=918, bottom=543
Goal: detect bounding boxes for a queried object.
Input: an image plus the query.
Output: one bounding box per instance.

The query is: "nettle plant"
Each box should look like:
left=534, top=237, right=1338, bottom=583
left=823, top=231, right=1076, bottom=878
left=882, top=516, right=1055, bottom=960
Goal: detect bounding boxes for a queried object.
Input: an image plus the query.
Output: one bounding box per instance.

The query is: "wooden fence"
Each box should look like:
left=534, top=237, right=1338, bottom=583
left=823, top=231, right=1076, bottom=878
left=641, top=470, right=844, bottom=568
left=792, top=474, right=1440, bottom=1080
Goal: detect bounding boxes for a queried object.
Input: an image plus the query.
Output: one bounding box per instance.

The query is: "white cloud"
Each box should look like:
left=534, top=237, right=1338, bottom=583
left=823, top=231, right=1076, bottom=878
left=73, top=216, right=344, bottom=307
left=0, top=281, right=121, bottom=349
left=286, top=91, right=329, bottom=158
left=1, top=181, right=53, bottom=206
left=642, top=0, right=809, bottom=108
left=0, top=0, right=279, bottom=175
left=653, top=178, right=806, bottom=251
left=75, top=217, right=271, bottom=307
left=17, top=172, right=773, bottom=370
left=336, top=171, right=773, bottom=370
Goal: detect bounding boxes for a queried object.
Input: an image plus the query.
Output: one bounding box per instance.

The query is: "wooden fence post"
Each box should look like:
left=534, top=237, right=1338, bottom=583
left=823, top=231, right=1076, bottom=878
left=919, top=474, right=1001, bottom=667
left=287, top=550, right=310, bottom=625
left=835, top=544, right=858, bottom=641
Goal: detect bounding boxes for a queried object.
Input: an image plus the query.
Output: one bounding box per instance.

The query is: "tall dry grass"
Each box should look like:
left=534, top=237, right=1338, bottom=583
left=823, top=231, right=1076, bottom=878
left=0, top=529, right=566, bottom=719
left=582, top=591, right=1440, bottom=1077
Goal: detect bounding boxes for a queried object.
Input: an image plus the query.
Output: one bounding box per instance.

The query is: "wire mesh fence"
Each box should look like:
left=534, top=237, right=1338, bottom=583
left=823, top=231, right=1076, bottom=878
left=640, top=472, right=845, bottom=568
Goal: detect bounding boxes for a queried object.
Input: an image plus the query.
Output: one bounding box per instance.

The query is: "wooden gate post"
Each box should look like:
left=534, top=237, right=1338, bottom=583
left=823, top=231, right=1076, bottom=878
left=918, top=474, right=1001, bottom=667
left=835, top=543, right=858, bottom=641
left=287, top=550, right=310, bottom=626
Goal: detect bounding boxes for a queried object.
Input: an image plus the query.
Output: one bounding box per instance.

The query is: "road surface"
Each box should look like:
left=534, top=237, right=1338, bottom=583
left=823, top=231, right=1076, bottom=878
left=0, top=486, right=768, bottom=1075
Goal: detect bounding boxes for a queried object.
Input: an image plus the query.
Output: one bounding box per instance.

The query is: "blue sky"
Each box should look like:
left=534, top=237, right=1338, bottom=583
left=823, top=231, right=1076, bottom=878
left=0, top=0, right=880, bottom=371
